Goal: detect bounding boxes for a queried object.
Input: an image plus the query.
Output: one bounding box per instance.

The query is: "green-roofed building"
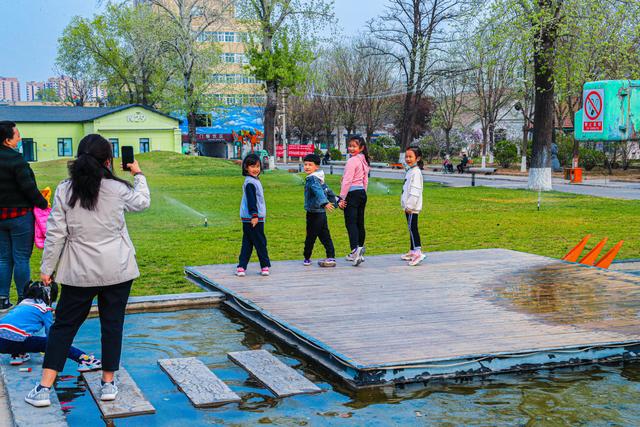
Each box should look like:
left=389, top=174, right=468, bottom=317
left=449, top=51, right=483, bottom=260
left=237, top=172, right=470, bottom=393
left=0, top=104, right=182, bottom=162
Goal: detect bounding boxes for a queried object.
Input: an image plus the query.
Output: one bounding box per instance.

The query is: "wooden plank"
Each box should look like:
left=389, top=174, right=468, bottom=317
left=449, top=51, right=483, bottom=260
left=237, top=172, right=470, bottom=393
left=228, top=350, right=321, bottom=397
left=82, top=367, right=155, bottom=419
left=0, top=355, right=68, bottom=427
left=158, top=357, right=240, bottom=407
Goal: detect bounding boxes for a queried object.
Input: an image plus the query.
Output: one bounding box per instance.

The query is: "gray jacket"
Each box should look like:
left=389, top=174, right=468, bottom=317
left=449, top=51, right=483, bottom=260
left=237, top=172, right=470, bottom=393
left=41, top=175, right=151, bottom=287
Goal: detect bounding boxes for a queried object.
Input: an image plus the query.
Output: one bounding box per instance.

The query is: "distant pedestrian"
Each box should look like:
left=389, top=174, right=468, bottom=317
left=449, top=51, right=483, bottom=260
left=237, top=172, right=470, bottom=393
left=302, top=154, right=337, bottom=267
left=400, top=146, right=426, bottom=266
left=236, top=154, right=271, bottom=277
left=323, top=150, right=331, bottom=165
left=457, top=152, right=469, bottom=173
left=338, top=136, right=371, bottom=266
left=0, top=121, right=48, bottom=311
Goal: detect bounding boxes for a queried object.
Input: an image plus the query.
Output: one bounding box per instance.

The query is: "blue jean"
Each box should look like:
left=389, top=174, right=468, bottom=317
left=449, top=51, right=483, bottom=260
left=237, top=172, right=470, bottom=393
left=0, top=212, right=35, bottom=299
left=0, top=336, right=84, bottom=362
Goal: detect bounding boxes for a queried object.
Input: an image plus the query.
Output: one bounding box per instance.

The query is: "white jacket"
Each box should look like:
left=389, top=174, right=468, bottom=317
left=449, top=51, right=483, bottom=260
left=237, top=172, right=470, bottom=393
left=401, top=166, right=423, bottom=213
left=41, top=175, right=150, bottom=287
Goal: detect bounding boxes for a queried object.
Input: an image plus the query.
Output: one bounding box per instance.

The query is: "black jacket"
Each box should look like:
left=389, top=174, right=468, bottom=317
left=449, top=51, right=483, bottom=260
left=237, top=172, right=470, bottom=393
left=0, top=145, right=47, bottom=209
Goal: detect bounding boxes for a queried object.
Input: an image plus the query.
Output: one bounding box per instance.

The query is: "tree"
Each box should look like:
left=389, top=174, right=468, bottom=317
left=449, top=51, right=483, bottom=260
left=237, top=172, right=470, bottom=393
left=360, top=53, right=396, bottom=143
left=143, top=0, right=230, bottom=153
left=58, top=3, right=173, bottom=107
left=38, top=88, right=61, bottom=103
left=55, top=31, right=101, bottom=106
left=326, top=46, right=365, bottom=137
left=367, top=0, right=478, bottom=158
left=237, top=0, right=333, bottom=159
left=431, top=69, right=467, bottom=156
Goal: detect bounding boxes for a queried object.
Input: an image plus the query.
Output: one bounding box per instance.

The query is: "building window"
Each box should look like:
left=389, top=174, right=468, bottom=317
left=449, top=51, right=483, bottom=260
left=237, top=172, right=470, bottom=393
left=57, top=138, right=72, bottom=157
left=109, top=138, right=119, bottom=158
left=139, top=138, right=150, bottom=153
left=21, top=138, right=37, bottom=162
left=225, top=32, right=235, bottom=42
left=224, top=53, right=235, bottom=63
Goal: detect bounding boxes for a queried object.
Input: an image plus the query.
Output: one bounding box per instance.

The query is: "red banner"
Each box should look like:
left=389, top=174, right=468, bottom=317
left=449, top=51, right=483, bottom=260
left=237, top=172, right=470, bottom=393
left=276, top=144, right=315, bottom=157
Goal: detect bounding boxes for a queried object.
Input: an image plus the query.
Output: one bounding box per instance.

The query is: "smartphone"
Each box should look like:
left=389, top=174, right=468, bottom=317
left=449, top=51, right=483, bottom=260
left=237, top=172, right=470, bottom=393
left=121, top=146, right=134, bottom=171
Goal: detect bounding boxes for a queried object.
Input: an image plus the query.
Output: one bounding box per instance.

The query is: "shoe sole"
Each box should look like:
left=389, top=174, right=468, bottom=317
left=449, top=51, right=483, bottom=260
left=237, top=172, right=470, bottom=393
left=319, top=263, right=336, bottom=267
left=10, top=361, right=24, bottom=366
left=100, top=394, right=117, bottom=401
left=261, top=272, right=270, bottom=276
left=235, top=273, right=246, bottom=277
left=77, top=365, right=102, bottom=372
left=25, top=397, right=51, bottom=407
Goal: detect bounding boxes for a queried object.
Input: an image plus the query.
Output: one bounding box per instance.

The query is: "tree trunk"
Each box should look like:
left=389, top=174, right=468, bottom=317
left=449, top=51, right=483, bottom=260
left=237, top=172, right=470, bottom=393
left=521, top=123, right=528, bottom=172
left=528, top=6, right=556, bottom=191
left=187, top=110, right=197, bottom=155
left=444, top=128, right=451, bottom=155
left=399, top=92, right=414, bottom=153
left=264, top=80, right=278, bottom=156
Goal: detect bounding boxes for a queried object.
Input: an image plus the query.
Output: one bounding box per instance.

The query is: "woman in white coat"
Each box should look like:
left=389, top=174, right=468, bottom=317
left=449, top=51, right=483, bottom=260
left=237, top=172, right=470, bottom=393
left=25, top=134, right=150, bottom=407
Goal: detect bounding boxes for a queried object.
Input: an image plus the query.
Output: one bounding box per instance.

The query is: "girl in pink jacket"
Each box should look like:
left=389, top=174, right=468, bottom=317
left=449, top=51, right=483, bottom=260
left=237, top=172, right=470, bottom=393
left=338, top=136, right=371, bottom=266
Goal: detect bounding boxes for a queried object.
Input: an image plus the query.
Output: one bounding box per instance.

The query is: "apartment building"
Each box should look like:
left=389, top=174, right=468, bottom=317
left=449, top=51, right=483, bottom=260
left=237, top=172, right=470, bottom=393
left=0, top=77, right=21, bottom=102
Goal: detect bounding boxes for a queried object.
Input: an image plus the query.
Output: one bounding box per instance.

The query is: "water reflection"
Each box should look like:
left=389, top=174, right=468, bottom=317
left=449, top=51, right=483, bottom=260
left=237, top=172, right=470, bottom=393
left=486, top=264, right=640, bottom=333
left=55, top=307, right=640, bottom=426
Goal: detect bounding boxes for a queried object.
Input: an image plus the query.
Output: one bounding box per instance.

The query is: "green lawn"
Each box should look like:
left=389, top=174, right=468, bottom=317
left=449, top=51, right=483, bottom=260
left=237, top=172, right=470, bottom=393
left=17, top=151, right=640, bottom=297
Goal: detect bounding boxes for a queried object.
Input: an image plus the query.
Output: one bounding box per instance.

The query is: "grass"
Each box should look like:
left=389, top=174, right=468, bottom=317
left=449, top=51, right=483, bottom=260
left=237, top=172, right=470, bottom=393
left=15, top=151, right=640, bottom=298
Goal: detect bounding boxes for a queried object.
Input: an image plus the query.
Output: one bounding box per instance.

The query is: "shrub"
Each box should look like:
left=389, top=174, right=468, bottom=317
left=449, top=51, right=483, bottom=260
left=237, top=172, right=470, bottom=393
left=329, top=148, right=343, bottom=161
left=368, top=144, right=387, bottom=162
left=314, top=147, right=322, bottom=156
left=386, top=147, right=400, bottom=163
left=579, top=148, right=606, bottom=171
left=494, top=140, right=518, bottom=168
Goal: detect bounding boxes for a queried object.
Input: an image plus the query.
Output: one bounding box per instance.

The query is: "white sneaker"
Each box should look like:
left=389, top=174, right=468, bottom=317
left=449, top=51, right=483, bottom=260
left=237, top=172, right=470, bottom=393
left=25, top=384, right=51, bottom=407
left=400, top=251, right=414, bottom=261
left=100, top=381, right=118, bottom=401
left=408, top=253, right=426, bottom=266
left=353, top=246, right=365, bottom=266
left=345, top=250, right=357, bottom=261
left=10, top=353, right=30, bottom=365
left=235, top=267, right=246, bottom=277
left=77, top=354, right=102, bottom=372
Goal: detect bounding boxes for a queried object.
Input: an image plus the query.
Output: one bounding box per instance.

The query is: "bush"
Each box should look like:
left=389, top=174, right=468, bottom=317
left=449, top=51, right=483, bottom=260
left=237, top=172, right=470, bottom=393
left=556, top=134, right=575, bottom=167
left=494, top=140, right=518, bottom=168
left=374, top=135, right=397, bottom=147
left=329, top=148, right=343, bottom=161
left=579, top=148, right=606, bottom=171
left=368, top=144, right=386, bottom=162
left=314, top=147, right=322, bottom=156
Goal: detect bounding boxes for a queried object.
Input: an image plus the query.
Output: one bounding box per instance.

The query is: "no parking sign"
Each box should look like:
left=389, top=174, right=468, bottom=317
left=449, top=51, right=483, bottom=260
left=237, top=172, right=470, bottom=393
left=582, top=89, right=604, bottom=132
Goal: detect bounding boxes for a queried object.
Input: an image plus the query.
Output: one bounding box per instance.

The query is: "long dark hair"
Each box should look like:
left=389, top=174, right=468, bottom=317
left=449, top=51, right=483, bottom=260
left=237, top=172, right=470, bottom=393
left=406, top=146, right=424, bottom=170
left=68, top=134, right=132, bottom=210
left=348, top=136, right=371, bottom=166
left=24, top=281, right=58, bottom=307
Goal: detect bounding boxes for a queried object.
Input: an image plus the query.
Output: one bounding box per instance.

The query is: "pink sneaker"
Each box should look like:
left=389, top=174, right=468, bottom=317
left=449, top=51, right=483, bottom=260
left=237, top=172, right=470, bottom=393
left=401, top=251, right=414, bottom=261
left=236, top=267, right=246, bottom=277
left=261, top=267, right=270, bottom=276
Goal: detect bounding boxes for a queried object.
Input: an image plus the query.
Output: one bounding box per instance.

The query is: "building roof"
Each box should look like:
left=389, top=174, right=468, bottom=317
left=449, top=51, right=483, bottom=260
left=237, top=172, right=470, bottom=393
left=0, top=104, right=178, bottom=123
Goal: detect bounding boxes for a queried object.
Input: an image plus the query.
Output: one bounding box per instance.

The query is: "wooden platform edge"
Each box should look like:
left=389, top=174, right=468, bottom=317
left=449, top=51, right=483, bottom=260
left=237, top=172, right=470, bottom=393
left=0, top=355, right=68, bottom=427
left=158, top=357, right=241, bottom=408
left=187, top=266, right=640, bottom=389
left=82, top=368, right=155, bottom=420
left=227, top=350, right=321, bottom=397
left=87, top=291, right=224, bottom=317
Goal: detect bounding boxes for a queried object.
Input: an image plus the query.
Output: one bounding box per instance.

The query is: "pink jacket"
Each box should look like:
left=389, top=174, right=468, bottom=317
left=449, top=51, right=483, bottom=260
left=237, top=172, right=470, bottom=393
left=340, top=154, right=370, bottom=199
left=34, top=206, right=51, bottom=249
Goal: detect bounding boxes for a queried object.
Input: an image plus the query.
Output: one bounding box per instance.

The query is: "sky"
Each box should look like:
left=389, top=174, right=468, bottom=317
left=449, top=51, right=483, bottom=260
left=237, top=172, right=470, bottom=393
left=0, top=0, right=389, bottom=99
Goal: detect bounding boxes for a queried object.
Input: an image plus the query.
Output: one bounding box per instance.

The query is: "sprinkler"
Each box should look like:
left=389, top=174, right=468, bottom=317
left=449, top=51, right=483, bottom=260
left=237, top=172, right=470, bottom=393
left=537, top=191, right=541, bottom=211
left=204, top=217, right=208, bottom=227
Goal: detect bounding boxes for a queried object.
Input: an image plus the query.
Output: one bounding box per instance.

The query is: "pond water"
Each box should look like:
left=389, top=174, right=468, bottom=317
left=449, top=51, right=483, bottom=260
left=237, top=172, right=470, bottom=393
left=55, top=308, right=640, bottom=426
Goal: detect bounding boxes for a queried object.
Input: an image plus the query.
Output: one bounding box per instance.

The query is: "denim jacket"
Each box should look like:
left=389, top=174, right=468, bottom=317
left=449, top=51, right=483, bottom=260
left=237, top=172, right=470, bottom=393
left=304, top=171, right=337, bottom=213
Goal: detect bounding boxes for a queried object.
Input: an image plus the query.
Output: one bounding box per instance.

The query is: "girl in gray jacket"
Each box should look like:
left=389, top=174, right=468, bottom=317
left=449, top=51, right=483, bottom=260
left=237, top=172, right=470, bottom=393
left=401, top=146, right=425, bottom=266
left=25, top=134, right=150, bottom=408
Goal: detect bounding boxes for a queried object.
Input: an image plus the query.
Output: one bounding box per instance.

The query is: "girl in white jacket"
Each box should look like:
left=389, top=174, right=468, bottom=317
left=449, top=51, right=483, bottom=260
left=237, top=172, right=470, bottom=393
left=401, top=147, right=425, bottom=266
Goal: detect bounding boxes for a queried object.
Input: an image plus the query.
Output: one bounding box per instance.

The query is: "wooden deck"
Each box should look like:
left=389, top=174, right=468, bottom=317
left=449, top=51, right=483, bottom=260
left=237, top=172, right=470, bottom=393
left=186, top=249, right=640, bottom=388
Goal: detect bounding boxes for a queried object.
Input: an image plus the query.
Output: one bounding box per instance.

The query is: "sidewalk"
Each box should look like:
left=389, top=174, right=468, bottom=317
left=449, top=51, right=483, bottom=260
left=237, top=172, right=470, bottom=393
left=277, top=163, right=640, bottom=200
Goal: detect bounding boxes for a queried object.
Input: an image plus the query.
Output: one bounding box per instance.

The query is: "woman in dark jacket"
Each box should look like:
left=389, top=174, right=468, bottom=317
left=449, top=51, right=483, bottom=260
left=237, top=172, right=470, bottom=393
left=0, top=121, right=48, bottom=310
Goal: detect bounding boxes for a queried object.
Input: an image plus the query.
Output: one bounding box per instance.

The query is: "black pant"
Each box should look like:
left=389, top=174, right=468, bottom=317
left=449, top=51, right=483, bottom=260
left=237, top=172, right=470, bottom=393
left=405, top=213, right=422, bottom=250
left=344, top=190, right=367, bottom=250
left=304, top=212, right=335, bottom=259
left=43, top=281, right=132, bottom=372
left=0, top=336, right=84, bottom=362
left=457, top=164, right=465, bottom=173
left=238, top=222, right=271, bottom=269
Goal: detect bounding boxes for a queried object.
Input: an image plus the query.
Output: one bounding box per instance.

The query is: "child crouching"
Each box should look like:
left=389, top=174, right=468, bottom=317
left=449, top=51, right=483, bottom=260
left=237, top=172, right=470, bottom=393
left=302, top=154, right=337, bottom=267
left=0, top=282, right=101, bottom=374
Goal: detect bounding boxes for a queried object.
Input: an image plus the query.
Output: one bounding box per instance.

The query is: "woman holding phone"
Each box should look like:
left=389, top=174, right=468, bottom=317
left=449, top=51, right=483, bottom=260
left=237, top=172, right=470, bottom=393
left=25, top=134, right=150, bottom=407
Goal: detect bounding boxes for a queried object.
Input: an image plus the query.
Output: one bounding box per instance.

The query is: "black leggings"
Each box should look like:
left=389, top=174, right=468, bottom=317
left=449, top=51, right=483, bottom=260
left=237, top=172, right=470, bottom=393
left=344, top=190, right=367, bottom=250
left=43, top=281, right=132, bottom=372
left=405, top=213, right=422, bottom=250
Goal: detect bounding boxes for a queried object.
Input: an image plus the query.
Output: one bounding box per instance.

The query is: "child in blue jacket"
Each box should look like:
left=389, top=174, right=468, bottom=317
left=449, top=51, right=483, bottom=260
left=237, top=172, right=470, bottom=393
left=0, top=282, right=101, bottom=372
left=303, top=154, right=337, bottom=267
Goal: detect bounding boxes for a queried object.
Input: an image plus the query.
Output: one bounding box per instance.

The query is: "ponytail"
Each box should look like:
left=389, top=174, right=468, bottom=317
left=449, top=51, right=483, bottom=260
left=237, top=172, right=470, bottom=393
left=349, top=136, right=371, bottom=166
left=68, top=134, right=132, bottom=210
